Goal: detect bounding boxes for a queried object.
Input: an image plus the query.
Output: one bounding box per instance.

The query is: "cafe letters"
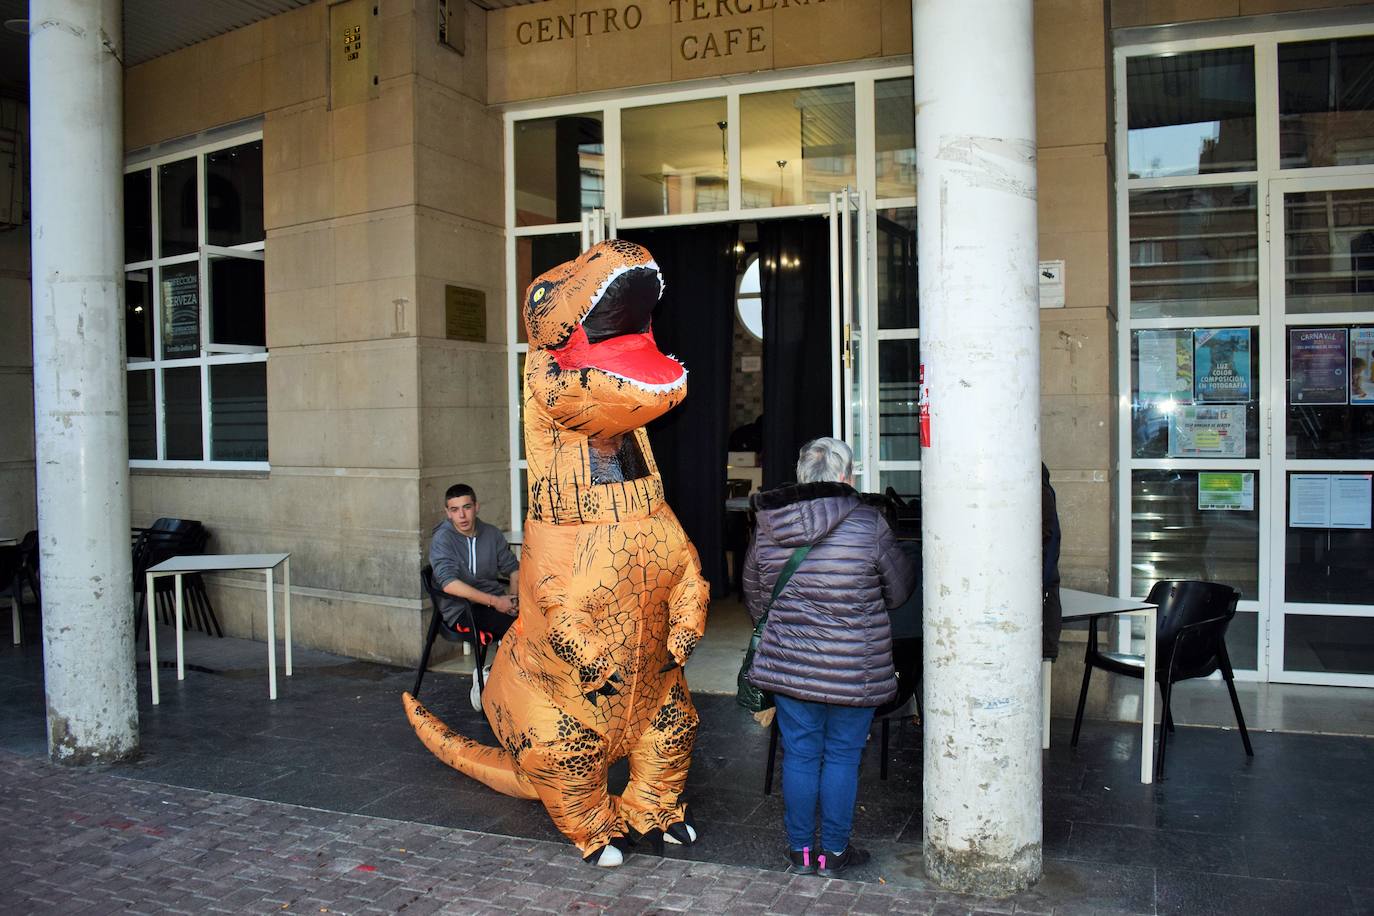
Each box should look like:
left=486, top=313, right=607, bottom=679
left=514, top=0, right=829, bottom=61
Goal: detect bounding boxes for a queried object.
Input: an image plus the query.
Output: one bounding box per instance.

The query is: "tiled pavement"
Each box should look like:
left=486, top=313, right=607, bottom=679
left=3, top=619, right=1374, bottom=914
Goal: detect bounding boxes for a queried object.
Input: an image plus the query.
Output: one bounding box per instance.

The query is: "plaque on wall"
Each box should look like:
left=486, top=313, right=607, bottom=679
left=445, top=285, right=487, bottom=342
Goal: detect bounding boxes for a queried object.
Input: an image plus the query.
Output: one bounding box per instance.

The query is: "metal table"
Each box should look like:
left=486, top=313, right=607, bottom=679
left=1051, top=587, right=1159, bottom=784
left=145, top=553, right=291, bottom=704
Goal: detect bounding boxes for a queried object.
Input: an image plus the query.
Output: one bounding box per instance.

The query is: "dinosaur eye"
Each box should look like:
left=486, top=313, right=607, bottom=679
left=528, top=281, right=557, bottom=307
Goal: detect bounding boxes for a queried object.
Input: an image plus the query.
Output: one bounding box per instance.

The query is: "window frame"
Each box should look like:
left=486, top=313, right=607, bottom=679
left=124, top=127, right=268, bottom=471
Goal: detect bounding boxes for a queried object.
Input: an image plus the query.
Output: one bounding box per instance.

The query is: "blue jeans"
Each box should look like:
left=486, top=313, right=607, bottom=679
left=773, top=694, right=875, bottom=853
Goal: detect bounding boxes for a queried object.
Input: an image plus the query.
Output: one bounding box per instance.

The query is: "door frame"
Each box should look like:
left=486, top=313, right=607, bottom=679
left=1265, top=173, right=1374, bottom=687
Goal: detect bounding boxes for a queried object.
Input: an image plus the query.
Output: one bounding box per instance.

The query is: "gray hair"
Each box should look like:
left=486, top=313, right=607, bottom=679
left=796, top=437, right=853, bottom=484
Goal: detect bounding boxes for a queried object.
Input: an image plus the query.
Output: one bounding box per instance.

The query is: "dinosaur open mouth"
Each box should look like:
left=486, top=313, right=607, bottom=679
left=552, top=264, right=686, bottom=389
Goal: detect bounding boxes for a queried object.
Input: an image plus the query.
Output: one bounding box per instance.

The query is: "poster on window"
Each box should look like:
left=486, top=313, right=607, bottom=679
left=1137, top=329, right=1193, bottom=404
left=1352, top=328, right=1374, bottom=405
left=1198, top=472, right=1254, bottom=511
left=1289, top=328, right=1348, bottom=405
left=1290, top=473, right=1373, bottom=529
left=160, top=270, right=199, bottom=358
left=1193, top=328, right=1251, bottom=402
left=1168, top=404, right=1247, bottom=457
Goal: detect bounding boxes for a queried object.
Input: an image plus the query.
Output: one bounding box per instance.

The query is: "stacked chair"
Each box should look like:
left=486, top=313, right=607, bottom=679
left=2, top=530, right=40, bottom=644
left=132, top=518, right=222, bottom=637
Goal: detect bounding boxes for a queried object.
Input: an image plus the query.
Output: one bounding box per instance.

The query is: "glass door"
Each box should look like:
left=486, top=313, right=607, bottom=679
left=1268, top=175, right=1374, bottom=687
left=829, top=187, right=879, bottom=490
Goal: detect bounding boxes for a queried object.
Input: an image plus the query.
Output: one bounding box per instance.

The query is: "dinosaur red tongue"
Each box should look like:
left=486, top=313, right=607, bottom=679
left=552, top=327, right=684, bottom=386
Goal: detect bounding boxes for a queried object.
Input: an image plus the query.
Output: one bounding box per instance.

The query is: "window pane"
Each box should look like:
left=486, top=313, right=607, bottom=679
left=206, top=141, right=264, bottom=246
left=210, top=363, right=267, bottom=461
left=163, top=367, right=203, bottom=460
left=158, top=157, right=198, bottom=257
left=1283, top=189, right=1374, bottom=315
left=877, top=207, right=918, bottom=329
left=124, top=169, right=152, bottom=264
left=126, top=270, right=153, bottom=361
left=208, top=257, right=266, bottom=347
left=1286, top=471, right=1374, bottom=603
left=1279, top=37, right=1374, bottom=170
left=622, top=98, right=728, bottom=218
left=741, top=84, right=855, bottom=208
left=127, top=370, right=156, bottom=460
left=1130, top=327, right=1260, bottom=459
left=1284, top=615, right=1374, bottom=675
left=1129, top=184, right=1258, bottom=319
left=879, top=469, right=921, bottom=502
left=1126, top=48, right=1256, bottom=179
left=875, top=78, right=916, bottom=200
left=514, top=114, right=604, bottom=226
left=515, top=234, right=580, bottom=343
left=1228, top=610, right=1259, bottom=671
left=160, top=263, right=200, bottom=359
left=879, top=339, right=920, bottom=461
left=1132, top=470, right=1259, bottom=599
left=1286, top=326, right=1374, bottom=458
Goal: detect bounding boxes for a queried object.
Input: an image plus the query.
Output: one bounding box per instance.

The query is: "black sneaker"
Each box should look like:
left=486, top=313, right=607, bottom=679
left=785, top=847, right=817, bottom=875
left=816, top=845, right=869, bottom=878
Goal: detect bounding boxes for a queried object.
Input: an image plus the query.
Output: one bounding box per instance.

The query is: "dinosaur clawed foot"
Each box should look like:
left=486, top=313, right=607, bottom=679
left=583, top=835, right=631, bottom=867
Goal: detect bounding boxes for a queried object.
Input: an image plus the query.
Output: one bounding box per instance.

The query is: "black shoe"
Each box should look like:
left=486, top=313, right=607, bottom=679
left=785, top=847, right=816, bottom=875
left=816, top=845, right=869, bottom=878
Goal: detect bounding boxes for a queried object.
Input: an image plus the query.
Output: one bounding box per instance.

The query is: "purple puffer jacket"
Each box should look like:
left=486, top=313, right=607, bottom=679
left=744, top=481, right=916, bottom=707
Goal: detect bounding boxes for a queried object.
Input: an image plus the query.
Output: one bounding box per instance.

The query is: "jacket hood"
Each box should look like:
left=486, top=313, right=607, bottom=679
left=751, top=481, right=862, bottom=548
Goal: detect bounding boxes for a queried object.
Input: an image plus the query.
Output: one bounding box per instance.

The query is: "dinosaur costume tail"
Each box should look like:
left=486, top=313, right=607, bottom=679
left=401, top=692, right=539, bottom=800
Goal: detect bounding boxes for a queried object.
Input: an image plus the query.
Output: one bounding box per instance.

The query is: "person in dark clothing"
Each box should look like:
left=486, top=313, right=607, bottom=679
left=429, top=483, right=520, bottom=710
left=744, top=437, right=916, bottom=879
left=1042, top=463, right=1063, bottom=660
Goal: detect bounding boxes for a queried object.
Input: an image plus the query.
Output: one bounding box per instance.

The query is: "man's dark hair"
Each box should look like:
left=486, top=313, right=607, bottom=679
left=445, top=483, right=476, bottom=503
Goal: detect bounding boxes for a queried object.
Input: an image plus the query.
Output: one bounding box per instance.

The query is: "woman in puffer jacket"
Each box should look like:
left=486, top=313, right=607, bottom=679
left=744, top=437, right=916, bottom=879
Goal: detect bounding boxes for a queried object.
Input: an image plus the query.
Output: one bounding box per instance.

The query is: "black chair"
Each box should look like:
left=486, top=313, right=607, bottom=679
left=132, top=519, right=222, bottom=638
left=413, top=564, right=497, bottom=700
left=763, top=637, right=923, bottom=794
left=1070, top=579, right=1253, bottom=780
left=4, top=531, right=40, bottom=644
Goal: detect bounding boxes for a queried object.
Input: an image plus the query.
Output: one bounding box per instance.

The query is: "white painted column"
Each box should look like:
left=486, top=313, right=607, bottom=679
left=914, top=0, right=1043, bottom=896
left=31, top=0, right=138, bottom=762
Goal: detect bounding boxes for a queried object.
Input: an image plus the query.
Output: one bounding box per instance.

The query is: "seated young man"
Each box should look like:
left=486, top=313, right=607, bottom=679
left=429, top=483, right=520, bottom=709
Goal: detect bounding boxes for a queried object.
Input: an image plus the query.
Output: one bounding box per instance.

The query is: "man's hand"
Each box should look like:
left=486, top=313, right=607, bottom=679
left=490, top=594, right=517, bottom=615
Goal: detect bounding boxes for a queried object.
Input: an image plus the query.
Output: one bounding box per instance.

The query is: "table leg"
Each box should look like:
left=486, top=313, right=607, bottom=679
left=266, top=568, right=277, bottom=701
left=1041, top=658, right=1052, bottom=750
left=147, top=572, right=159, bottom=705
left=175, top=573, right=185, bottom=682
left=1141, top=607, right=1157, bottom=785
left=283, top=558, right=292, bottom=678
left=10, top=591, right=18, bottom=646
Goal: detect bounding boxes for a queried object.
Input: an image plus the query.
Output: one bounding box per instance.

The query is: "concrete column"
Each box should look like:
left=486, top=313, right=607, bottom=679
left=30, top=0, right=138, bottom=763
left=913, top=0, right=1042, bottom=896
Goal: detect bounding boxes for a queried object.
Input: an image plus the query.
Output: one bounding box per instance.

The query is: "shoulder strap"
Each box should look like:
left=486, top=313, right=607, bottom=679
left=754, top=544, right=813, bottom=636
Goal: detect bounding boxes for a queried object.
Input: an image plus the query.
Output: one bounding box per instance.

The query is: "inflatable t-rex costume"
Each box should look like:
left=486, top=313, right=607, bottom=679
left=402, top=239, right=709, bottom=866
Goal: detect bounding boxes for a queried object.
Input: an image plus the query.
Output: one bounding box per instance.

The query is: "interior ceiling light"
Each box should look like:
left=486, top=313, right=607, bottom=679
left=3, top=19, right=28, bottom=34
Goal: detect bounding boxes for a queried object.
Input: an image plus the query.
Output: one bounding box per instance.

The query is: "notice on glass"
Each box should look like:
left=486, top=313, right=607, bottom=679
left=1352, top=328, right=1374, bottom=406
left=1198, top=472, right=1254, bottom=511
left=1168, top=404, right=1246, bottom=457
left=1289, top=328, right=1348, bottom=405
left=1290, top=473, right=1373, bottom=529
left=1194, top=328, right=1251, bottom=402
left=160, top=271, right=199, bottom=358
left=1138, top=330, right=1193, bottom=404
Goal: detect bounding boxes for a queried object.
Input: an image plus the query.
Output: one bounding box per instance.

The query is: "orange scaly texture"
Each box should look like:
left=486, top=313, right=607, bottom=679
left=404, top=240, right=709, bottom=858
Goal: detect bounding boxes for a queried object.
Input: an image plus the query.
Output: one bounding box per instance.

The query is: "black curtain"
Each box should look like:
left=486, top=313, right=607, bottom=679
left=759, top=218, right=833, bottom=490
left=621, top=224, right=738, bottom=597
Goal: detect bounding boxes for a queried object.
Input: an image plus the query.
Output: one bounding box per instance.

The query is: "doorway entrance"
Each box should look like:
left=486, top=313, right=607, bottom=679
left=505, top=66, right=922, bottom=595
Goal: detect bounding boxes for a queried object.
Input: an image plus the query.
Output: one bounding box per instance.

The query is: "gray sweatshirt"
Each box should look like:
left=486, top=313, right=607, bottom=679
left=429, top=519, right=519, bottom=625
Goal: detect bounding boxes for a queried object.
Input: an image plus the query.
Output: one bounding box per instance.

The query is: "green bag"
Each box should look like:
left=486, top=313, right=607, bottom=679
left=736, top=545, right=812, bottom=713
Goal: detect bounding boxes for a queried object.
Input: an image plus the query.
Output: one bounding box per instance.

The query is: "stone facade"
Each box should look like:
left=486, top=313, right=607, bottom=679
left=5, top=0, right=1371, bottom=665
